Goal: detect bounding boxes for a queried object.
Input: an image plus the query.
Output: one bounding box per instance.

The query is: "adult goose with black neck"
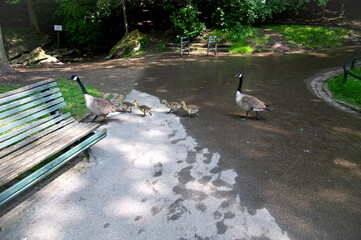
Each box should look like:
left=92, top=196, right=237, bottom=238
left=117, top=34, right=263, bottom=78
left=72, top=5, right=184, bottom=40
left=235, top=73, right=271, bottom=120
left=68, top=75, right=125, bottom=124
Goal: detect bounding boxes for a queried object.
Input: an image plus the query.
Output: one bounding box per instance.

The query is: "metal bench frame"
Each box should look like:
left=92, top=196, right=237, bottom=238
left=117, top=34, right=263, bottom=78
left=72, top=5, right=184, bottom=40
left=207, top=36, right=217, bottom=56
left=343, top=56, right=361, bottom=83
left=180, top=36, right=190, bottom=57
left=0, top=78, right=107, bottom=206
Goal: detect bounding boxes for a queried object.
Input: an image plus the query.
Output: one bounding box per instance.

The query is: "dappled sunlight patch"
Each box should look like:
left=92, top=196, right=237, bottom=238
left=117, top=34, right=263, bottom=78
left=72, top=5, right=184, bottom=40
left=334, top=158, right=361, bottom=178
left=332, top=126, right=361, bottom=138
left=104, top=197, right=151, bottom=217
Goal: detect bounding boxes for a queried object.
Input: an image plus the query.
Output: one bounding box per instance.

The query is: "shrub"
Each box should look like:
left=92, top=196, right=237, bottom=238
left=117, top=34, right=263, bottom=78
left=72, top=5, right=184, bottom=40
left=170, top=5, right=206, bottom=38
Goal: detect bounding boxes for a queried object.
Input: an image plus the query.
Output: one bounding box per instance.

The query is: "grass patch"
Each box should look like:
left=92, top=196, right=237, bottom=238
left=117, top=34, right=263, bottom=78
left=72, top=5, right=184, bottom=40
left=326, top=67, right=361, bottom=110
left=0, top=83, right=21, bottom=94
left=230, top=43, right=253, bottom=54
left=210, top=26, right=264, bottom=54
left=263, top=24, right=353, bottom=49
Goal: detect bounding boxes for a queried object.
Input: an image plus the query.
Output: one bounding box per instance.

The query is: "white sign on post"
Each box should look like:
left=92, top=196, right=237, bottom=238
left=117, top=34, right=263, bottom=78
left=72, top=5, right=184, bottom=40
left=54, top=25, right=62, bottom=31
left=54, top=25, right=63, bottom=46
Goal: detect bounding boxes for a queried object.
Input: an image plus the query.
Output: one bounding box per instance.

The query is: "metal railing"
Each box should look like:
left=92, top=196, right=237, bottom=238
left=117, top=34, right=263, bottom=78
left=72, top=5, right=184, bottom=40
left=180, top=36, right=190, bottom=57
left=207, top=36, right=217, bottom=56
left=343, top=56, right=361, bottom=83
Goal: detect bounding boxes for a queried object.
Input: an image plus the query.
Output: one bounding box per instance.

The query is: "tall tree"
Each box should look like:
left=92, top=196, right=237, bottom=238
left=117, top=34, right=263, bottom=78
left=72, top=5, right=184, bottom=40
left=26, top=0, right=41, bottom=34
left=0, top=25, right=15, bottom=74
left=122, top=0, right=128, bottom=35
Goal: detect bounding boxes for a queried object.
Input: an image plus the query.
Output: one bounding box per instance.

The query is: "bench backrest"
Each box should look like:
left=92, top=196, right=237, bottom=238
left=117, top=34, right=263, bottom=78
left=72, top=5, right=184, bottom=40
left=0, top=78, right=73, bottom=185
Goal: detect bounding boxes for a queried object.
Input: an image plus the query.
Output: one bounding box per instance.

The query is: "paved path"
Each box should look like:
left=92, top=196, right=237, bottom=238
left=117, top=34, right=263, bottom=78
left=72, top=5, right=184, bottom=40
left=0, top=90, right=289, bottom=240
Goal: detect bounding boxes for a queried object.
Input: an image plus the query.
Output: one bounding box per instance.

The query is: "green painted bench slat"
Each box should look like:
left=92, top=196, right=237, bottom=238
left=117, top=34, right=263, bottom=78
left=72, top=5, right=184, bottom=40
left=0, top=122, right=99, bottom=185
left=0, top=118, right=76, bottom=160
left=0, top=102, right=66, bottom=134
left=0, top=97, right=65, bottom=126
left=0, top=78, right=107, bottom=205
left=0, top=129, right=107, bottom=206
left=0, top=88, right=60, bottom=112
left=0, top=79, right=55, bottom=100
left=0, top=113, right=71, bottom=149
left=0, top=92, right=63, bottom=119
left=0, top=81, right=57, bottom=105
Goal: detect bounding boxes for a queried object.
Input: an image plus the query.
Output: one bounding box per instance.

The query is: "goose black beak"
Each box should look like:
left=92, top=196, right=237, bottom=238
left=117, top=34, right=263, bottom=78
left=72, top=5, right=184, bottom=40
left=234, top=73, right=243, bottom=78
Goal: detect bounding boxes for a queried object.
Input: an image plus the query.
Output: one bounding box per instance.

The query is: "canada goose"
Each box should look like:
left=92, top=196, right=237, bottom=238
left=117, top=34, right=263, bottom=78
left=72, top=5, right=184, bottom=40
left=161, top=99, right=182, bottom=114
left=234, top=73, right=271, bottom=120
left=180, top=101, right=199, bottom=118
left=117, top=95, right=135, bottom=113
left=68, top=75, right=125, bottom=124
left=133, top=100, right=152, bottom=116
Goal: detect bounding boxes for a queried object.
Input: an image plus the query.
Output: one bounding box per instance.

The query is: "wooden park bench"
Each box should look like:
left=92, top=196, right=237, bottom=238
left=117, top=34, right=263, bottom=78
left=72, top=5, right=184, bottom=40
left=0, top=78, right=107, bottom=206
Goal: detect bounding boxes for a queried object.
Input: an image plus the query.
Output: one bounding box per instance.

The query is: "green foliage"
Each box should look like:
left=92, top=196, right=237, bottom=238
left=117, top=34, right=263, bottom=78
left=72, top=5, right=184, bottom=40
left=170, top=5, right=206, bottom=38
left=210, top=25, right=264, bottom=53
left=327, top=68, right=361, bottom=110
left=54, top=0, right=102, bottom=48
left=230, top=44, right=253, bottom=54
left=263, top=24, right=353, bottom=49
left=210, top=0, right=307, bottom=28
left=210, top=26, right=263, bottom=53
left=63, top=18, right=102, bottom=48
left=139, top=36, right=149, bottom=50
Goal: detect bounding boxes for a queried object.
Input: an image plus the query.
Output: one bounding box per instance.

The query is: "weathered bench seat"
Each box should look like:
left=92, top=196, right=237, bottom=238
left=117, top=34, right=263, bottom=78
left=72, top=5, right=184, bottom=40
left=0, top=78, right=107, bottom=206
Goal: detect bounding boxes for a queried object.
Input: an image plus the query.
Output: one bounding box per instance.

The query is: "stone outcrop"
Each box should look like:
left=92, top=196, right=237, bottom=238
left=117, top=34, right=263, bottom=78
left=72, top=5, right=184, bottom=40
left=9, top=47, right=78, bottom=65
left=8, top=45, right=30, bottom=60
left=107, top=29, right=145, bottom=59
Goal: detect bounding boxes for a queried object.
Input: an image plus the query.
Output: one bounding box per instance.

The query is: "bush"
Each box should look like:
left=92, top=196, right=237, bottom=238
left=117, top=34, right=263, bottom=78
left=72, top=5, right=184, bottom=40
left=63, top=17, right=102, bottom=48
left=170, top=5, right=206, bottom=38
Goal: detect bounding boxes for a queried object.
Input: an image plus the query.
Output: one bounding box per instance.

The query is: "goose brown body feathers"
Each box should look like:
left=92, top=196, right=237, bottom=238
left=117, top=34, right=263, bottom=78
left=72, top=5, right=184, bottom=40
left=69, top=75, right=124, bottom=124
left=235, top=73, right=270, bottom=120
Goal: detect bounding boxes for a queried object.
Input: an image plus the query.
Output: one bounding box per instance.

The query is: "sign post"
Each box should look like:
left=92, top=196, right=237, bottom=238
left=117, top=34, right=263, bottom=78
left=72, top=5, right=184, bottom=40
left=54, top=25, right=62, bottom=47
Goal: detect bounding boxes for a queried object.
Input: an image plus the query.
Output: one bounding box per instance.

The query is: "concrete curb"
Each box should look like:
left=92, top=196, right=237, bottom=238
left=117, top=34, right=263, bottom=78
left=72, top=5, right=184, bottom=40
left=310, top=67, right=361, bottom=118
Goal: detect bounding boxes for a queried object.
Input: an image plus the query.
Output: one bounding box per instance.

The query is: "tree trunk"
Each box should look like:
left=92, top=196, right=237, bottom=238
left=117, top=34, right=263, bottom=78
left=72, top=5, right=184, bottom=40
left=0, top=25, right=15, bottom=74
left=340, top=0, right=345, bottom=14
left=123, top=1, right=128, bottom=35
left=26, top=0, right=41, bottom=34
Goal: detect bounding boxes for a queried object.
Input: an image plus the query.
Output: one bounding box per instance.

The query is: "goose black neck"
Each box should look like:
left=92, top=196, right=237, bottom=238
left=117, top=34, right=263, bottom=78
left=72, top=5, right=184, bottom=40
left=237, top=76, right=243, bottom=93
left=76, top=79, right=88, bottom=95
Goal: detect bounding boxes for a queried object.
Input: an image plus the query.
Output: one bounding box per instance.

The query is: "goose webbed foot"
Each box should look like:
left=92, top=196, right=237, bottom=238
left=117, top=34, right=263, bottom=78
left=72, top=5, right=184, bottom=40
left=255, top=112, right=260, bottom=120
left=149, top=112, right=152, bottom=116
left=241, top=111, right=249, bottom=120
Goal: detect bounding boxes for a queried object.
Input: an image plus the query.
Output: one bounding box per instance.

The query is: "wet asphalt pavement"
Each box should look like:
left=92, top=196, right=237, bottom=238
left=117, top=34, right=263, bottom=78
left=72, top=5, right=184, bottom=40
left=133, top=47, right=361, bottom=240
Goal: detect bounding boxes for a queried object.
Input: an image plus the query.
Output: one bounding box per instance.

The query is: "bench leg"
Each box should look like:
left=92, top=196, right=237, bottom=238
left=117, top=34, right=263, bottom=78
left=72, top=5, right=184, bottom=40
left=85, top=148, right=97, bottom=163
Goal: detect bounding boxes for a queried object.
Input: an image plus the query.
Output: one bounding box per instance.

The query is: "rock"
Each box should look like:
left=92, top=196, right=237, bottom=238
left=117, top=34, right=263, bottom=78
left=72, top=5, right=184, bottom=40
left=8, top=45, right=30, bottom=60
left=39, top=56, right=60, bottom=64
left=47, top=48, right=76, bottom=59
left=107, top=29, right=145, bottom=59
left=11, top=53, right=29, bottom=65
left=10, top=47, right=61, bottom=65
left=27, top=47, right=51, bottom=64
